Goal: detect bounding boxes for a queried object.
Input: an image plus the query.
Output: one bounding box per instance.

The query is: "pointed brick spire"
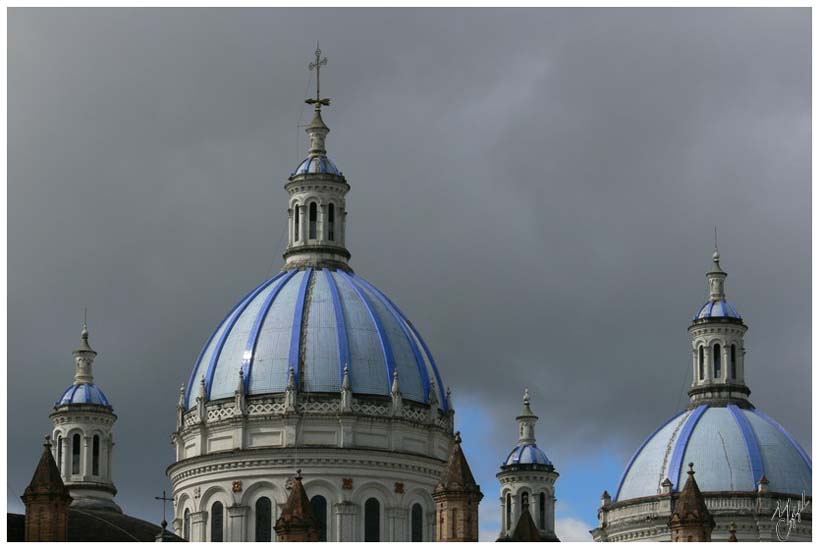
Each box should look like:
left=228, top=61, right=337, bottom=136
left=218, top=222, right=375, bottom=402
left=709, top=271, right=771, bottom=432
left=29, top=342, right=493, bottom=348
left=433, top=432, right=483, bottom=542
left=22, top=437, right=72, bottom=541
left=668, top=463, right=715, bottom=542
left=274, top=470, right=320, bottom=542
left=508, top=501, right=541, bottom=542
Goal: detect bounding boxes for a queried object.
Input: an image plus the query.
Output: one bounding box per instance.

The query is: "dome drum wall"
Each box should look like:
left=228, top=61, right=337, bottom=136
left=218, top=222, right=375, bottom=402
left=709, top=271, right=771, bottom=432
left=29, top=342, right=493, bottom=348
left=688, top=319, right=750, bottom=405
left=173, top=393, right=453, bottom=463
left=594, top=492, right=812, bottom=542
left=49, top=407, right=119, bottom=513
left=168, top=447, right=442, bottom=542
left=284, top=172, right=351, bottom=271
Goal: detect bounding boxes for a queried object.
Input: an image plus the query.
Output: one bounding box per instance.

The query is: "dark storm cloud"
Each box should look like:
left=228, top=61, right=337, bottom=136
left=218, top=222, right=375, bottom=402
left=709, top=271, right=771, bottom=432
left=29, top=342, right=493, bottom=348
left=8, top=8, right=810, bottom=521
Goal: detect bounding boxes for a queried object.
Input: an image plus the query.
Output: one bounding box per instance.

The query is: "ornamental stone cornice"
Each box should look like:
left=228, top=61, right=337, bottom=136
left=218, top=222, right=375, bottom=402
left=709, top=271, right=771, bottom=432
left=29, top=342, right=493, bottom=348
left=166, top=447, right=447, bottom=484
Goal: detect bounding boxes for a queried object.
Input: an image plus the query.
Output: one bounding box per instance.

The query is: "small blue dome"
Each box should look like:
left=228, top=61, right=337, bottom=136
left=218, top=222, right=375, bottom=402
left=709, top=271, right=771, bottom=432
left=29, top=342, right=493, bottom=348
left=504, top=443, right=552, bottom=467
left=615, top=405, right=811, bottom=501
left=185, top=268, right=447, bottom=410
left=694, top=299, right=741, bottom=321
left=291, top=155, right=342, bottom=177
left=56, top=383, right=111, bottom=407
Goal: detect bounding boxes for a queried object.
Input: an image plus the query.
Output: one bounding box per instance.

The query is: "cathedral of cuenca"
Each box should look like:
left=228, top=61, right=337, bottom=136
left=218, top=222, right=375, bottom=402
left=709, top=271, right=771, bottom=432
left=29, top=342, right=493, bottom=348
left=11, top=48, right=810, bottom=543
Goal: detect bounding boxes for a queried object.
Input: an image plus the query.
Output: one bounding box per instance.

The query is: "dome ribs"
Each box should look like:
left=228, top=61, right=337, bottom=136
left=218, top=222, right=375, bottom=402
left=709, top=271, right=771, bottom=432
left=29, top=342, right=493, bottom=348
left=351, top=273, right=431, bottom=405
left=727, top=404, right=765, bottom=486
left=186, top=273, right=282, bottom=407
left=668, top=405, right=708, bottom=491
left=288, top=268, right=314, bottom=388
left=338, top=270, right=395, bottom=395
left=752, top=409, right=812, bottom=471
left=242, top=270, right=299, bottom=392
left=203, top=273, right=284, bottom=400
left=324, top=269, right=351, bottom=386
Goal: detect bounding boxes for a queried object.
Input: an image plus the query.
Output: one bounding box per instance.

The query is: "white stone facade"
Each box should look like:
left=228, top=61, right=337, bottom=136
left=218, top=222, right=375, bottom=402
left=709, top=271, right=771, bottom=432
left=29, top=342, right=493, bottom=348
left=168, top=393, right=454, bottom=541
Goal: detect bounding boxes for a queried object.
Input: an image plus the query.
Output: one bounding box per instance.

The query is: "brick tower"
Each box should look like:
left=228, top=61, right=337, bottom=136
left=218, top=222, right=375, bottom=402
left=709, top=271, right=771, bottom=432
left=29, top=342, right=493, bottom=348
left=433, top=432, right=483, bottom=542
left=22, top=436, right=73, bottom=541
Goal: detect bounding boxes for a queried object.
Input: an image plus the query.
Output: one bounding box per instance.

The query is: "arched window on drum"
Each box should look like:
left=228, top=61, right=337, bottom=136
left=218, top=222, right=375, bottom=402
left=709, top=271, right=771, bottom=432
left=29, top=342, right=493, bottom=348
left=210, top=501, right=224, bottom=542
left=364, top=498, right=380, bottom=542
left=255, top=497, right=272, bottom=542
left=310, top=495, right=328, bottom=542
left=411, top=503, right=423, bottom=542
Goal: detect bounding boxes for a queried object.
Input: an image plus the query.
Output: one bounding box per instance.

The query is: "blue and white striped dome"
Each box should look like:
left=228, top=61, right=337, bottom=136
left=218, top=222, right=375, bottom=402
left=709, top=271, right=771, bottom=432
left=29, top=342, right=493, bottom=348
left=615, top=404, right=811, bottom=501
left=185, top=268, right=447, bottom=410
left=291, top=155, right=342, bottom=177
left=504, top=443, right=552, bottom=467
left=694, top=299, right=741, bottom=321
left=56, top=383, right=111, bottom=407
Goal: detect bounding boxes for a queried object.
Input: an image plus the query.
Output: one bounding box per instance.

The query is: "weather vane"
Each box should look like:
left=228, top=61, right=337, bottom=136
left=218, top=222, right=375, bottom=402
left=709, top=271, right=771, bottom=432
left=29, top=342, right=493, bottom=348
left=305, top=42, right=330, bottom=111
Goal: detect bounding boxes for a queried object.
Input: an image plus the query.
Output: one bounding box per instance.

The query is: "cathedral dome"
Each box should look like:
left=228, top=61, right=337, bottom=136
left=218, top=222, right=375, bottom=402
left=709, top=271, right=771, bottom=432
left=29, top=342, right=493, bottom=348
left=291, top=155, right=342, bottom=177
left=184, top=267, right=447, bottom=409
left=615, top=404, right=811, bottom=502
left=503, top=443, right=552, bottom=467
left=56, top=383, right=111, bottom=407
left=693, top=299, right=741, bottom=321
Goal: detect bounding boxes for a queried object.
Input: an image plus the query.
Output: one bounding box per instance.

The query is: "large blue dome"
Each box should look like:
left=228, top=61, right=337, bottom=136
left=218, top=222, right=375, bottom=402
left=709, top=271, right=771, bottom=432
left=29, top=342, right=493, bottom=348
left=185, top=268, right=447, bottom=409
left=615, top=404, right=811, bottom=501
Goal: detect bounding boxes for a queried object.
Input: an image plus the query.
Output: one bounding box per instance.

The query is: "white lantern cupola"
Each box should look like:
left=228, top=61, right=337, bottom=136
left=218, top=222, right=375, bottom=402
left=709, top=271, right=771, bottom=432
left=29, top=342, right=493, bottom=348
left=496, top=389, right=559, bottom=542
left=49, top=322, right=120, bottom=512
left=283, top=44, right=351, bottom=271
left=688, top=244, right=751, bottom=407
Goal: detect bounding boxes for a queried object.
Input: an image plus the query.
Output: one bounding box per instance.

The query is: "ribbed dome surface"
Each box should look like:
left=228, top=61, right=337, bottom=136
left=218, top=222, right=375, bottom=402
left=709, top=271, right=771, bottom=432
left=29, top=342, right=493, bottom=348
left=291, top=155, right=342, bottom=177
left=185, top=268, right=446, bottom=409
left=503, top=443, right=552, bottom=467
left=56, top=383, right=111, bottom=407
left=615, top=404, right=811, bottom=501
left=694, top=299, right=741, bottom=320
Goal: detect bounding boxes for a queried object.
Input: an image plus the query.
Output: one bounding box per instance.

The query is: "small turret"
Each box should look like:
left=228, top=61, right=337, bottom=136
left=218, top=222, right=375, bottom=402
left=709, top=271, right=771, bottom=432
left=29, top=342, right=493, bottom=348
left=274, top=470, right=321, bottom=542
left=22, top=436, right=72, bottom=541
left=433, top=432, right=483, bottom=542
left=668, top=463, right=715, bottom=542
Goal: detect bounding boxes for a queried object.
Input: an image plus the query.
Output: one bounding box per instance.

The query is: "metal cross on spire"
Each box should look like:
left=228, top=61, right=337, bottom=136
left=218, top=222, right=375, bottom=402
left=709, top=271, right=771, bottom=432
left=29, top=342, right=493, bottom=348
left=305, top=43, right=331, bottom=111
left=154, top=490, right=174, bottom=531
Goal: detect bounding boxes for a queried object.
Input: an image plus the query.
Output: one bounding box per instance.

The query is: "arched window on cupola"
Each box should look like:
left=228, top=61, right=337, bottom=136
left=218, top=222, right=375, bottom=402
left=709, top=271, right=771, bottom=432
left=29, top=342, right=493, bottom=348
left=505, top=493, right=511, bottom=531
left=713, top=343, right=722, bottom=379
left=521, top=491, right=529, bottom=513
left=92, top=435, right=100, bottom=476
left=210, top=501, right=224, bottom=542
left=309, top=202, right=318, bottom=240
left=183, top=509, right=191, bottom=540
left=411, top=503, right=423, bottom=542
left=731, top=344, right=737, bottom=379
left=327, top=203, right=335, bottom=241
left=364, top=498, right=380, bottom=542
left=698, top=346, right=704, bottom=380
left=255, top=496, right=272, bottom=542
left=294, top=204, right=301, bottom=242
left=310, top=495, right=327, bottom=542
left=539, top=492, right=546, bottom=529
left=71, top=433, right=80, bottom=475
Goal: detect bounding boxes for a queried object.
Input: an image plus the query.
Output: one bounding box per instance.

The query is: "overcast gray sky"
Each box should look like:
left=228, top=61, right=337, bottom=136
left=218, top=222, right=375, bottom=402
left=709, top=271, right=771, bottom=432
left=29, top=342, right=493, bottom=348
left=8, top=8, right=810, bottom=539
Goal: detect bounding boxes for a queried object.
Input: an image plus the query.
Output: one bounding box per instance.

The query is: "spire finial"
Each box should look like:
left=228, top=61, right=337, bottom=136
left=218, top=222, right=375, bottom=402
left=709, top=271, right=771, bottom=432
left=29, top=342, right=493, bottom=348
left=687, top=462, right=695, bottom=476
left=523, top=387, right=530, bottom=405
left=44, top=434, right=52, bottom=449
left=306, top=43, right=330, bottom=112
left=713, top=226, right=720, bottom=263
left=82, top=308, right=88, bottom=339
left=454, top=431, right=462, bottom=444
